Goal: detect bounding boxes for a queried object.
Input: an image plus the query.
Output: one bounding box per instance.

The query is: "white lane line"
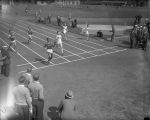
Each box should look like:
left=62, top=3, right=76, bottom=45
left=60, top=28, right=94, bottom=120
left=17, top=17, right=108, bottom=48
left=16, top=52, right=76, bottom=67
left=16, top=61, right=39, bottom=67
left=0, top=37, right=37, bottom=69
left=16, top=46, right=118, bottom=67
left=0, top=26, right=55, bottom=65
left=0, top=20, right=86, bottom=60
left=18, top=49, right=127, bottom=73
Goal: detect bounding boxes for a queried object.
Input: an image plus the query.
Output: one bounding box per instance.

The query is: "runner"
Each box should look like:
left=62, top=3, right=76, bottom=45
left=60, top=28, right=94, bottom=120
left=86, top=24, right=89, bottom=41
left=44, top=38, right=54, bottom=63
left=8, top=29, right=17, bottom=52
left=56, top=31, right=64, bottom=56
left=27, top=26, right=33, bottom=44
left=62, top=23, right=68, bottom=41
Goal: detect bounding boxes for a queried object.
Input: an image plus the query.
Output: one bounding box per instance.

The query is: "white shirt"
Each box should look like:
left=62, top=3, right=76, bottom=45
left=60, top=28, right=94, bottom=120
left=86, top=27, right=89, bottom=35
left=63, top=26, right=67, bottom=33
left=56, top=34, right=62, bottom=43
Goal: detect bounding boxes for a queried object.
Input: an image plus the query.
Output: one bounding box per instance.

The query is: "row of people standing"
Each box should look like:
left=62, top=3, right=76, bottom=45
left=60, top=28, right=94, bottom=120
left=12, top=68, right=44, bottom=120
left=12, top=67, right=82, bottom=120
left=130, top=24, right=149, bottom=50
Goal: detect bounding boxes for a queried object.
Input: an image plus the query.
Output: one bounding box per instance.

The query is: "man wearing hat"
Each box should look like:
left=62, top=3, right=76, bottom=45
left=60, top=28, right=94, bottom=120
left=58, top=90, right=80, bottom=120
left=12, top=75, right=32, bottom=120
left=28, top=73, right=44, bottom=120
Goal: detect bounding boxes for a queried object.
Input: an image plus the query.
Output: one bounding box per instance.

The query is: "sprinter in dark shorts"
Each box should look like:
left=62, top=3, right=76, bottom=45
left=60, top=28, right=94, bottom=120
left=44, top=38, right=55, bottom=63
left=27, top=26, right=33, bottom=44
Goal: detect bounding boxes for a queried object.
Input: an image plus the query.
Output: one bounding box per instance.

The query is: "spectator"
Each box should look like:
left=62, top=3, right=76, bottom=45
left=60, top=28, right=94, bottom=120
left=23, top=67, right=33, bottom=87
left=57, top=16, right=61, bottom=26
left=25, top=7, right=28, bottom=15
left=74, top=19, right=77, bottom=28
left=12, top=75, right=32, bottom=120
left=72, top=19, right=77, bottom=28
left=28, top=73, right=44, bottom=120
left=60, top=16, right=64, bottom=26
left=35, top=11, right=38, bottom=19
left=47, top=14, right=51, bottom=24
left=1, top=46, right=11, bottom=77
left=58, top=90, right=80, bottom=120
left=110, top=24, right=115, bottom=42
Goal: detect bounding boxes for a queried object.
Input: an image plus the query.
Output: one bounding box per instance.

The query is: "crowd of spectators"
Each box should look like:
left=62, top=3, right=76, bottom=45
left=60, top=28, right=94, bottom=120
left=33, top=9, right=77, bottom=29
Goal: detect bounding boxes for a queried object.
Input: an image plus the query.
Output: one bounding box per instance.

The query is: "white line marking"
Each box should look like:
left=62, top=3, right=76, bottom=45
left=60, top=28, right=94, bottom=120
left=0, top=37, right=37, bottom=69
left=16, top=46, right=118, bottom=67
left=16, top=61, right=39, bottom=67
left=18, top=49, right=127, bottom=73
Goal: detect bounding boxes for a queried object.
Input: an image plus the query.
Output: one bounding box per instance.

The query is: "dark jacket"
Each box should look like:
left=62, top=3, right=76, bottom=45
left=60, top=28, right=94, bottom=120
left=58, top=99, right=79, bottom=120
left=1, top=48, right=10, bottom=64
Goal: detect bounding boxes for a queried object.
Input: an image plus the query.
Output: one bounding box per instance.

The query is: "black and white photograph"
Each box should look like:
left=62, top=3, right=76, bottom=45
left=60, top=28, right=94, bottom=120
left=0, top=0, right=150, bottom=120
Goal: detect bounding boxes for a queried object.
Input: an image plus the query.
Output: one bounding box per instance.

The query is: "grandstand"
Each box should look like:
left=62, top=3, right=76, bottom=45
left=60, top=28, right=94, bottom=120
left=55, top=0, right=148, bottom=7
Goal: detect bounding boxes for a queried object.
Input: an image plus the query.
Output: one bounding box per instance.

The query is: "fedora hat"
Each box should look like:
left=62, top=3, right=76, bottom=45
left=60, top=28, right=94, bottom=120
left=65, top=90, right=74, bottom=99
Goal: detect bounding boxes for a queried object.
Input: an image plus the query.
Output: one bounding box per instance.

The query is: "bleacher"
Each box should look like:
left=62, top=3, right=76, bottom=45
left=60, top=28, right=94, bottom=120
left=79, top=0, right=142, bottom=7
left=100, top=1, right=126, bottom=6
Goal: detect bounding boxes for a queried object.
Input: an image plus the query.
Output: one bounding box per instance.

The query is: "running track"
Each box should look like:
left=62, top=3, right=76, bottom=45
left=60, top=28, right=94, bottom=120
left=0, top=15, right=127, bottom=73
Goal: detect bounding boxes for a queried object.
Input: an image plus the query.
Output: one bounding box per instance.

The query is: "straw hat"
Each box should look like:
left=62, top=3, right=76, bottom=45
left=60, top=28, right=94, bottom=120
left=65, top=90, right=74, bottom=99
